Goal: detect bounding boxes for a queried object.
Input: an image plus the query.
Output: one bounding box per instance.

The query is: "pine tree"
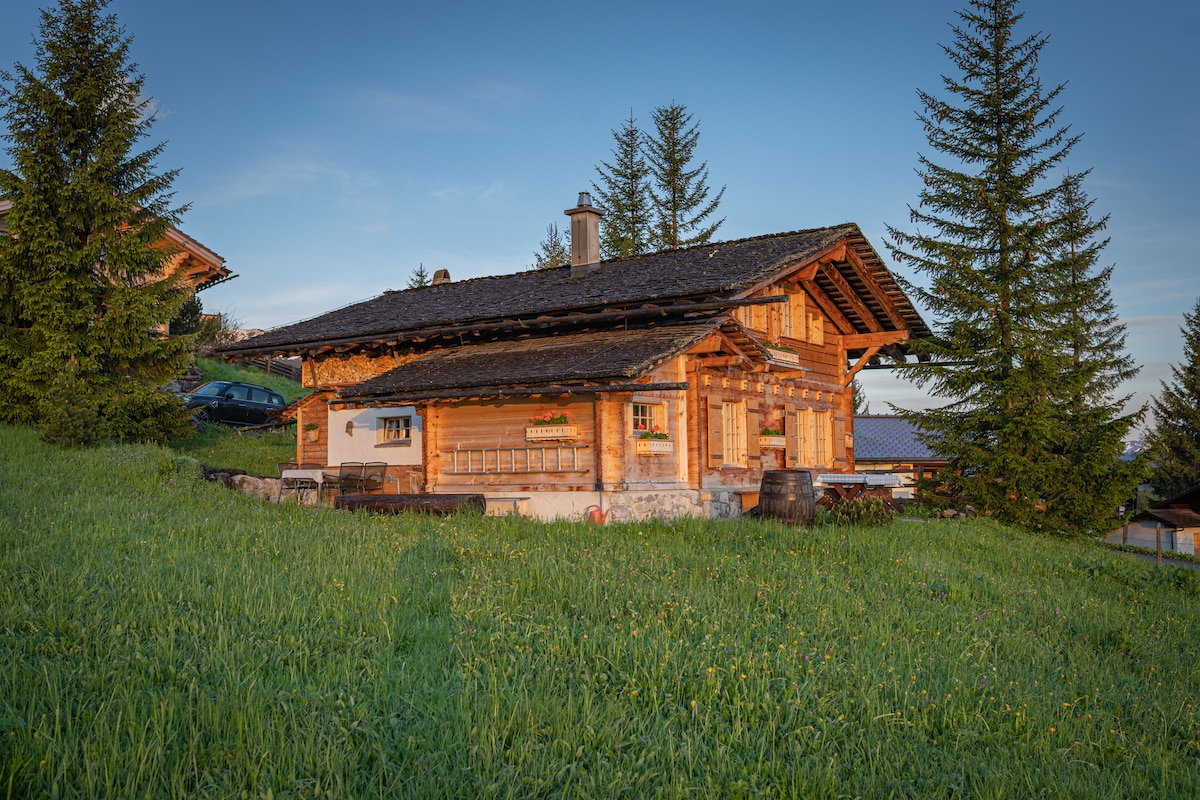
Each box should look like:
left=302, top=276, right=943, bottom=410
left=407, top=262, right=430, bottom=288
left=644, top=102, right=724, bottom=250
left=1148, top=299, right=1200, bottom=498
left=591, top=111, right=652, bottom=259
left=886, top=0, right=1140, bottom=533
left=0, top=0, right=193, bottom=445
left=528, top=222, right=570, bottom=271
left=1038, top=171, right=1144, bottom=530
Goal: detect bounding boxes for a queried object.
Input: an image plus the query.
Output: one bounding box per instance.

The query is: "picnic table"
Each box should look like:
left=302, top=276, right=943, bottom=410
left=815, top=473, right=903, bottom=512
left=280, top=468, right=326, bottom=505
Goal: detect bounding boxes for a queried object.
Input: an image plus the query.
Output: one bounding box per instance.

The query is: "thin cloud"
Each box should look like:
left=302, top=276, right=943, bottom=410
left=427, top=180, right=506, bottom=204
left=353, top=88, right=485, bottom=132
left=196, top=155, right=382, bottom=208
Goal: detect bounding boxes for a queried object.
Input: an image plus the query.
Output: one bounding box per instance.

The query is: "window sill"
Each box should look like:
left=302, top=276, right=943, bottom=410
left=375, top=440, right=412, bottom=448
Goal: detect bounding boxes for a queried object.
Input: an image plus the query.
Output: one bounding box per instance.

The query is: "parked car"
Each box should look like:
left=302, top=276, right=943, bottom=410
left=183, top=381, right=286, bottom=426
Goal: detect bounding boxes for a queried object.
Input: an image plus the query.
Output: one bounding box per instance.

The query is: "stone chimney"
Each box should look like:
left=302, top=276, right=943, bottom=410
left=564, top=191, right=605, bottom=276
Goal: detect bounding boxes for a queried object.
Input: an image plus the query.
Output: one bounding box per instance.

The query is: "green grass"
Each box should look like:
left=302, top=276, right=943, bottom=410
left=3, top=422, right=1200, bottom=798
left=169, top=425, right=298, bottom=476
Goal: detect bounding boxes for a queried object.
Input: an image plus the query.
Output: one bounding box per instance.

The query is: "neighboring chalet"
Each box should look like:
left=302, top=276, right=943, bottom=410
left=852, top=415, right=949, bottom=501
left=0, top=199, right=234, bottom=305
left=221, top=194, right=931, bottom=521
left=1107, top=485, right=1200, bottom=556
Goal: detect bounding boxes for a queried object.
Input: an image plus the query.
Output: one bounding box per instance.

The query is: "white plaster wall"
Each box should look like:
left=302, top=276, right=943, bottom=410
left=483, top=490, right=707, bottom=522
left=1106, top=521, right=1197, bottom=555
left=327, top=407, right=422, bottom=466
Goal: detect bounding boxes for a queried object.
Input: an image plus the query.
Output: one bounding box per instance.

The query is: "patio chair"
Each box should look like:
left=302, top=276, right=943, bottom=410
left=361, top=462, right=387, bottom=494
left=332, top=462, right=365, bottom=495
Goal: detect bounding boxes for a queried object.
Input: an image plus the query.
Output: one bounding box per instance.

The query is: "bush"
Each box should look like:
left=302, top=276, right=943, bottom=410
left=828, top=494, right=896, bottom=526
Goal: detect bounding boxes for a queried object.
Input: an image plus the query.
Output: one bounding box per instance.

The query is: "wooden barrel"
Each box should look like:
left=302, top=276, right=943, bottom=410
left=756, top=470, right=816, bottom=526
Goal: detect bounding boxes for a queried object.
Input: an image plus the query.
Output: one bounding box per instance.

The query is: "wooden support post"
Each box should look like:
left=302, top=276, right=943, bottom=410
left=1156, top=522, right=1162, bottom=566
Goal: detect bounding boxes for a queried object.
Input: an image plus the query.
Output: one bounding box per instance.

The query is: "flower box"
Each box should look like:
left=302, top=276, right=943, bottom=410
left=636, top=438, right=674, bottom=456
left=758, top=434, right=787, bottom=449
left=766, top=347, right=801, bottom=366
left=525, top=424, right=578, bottom=441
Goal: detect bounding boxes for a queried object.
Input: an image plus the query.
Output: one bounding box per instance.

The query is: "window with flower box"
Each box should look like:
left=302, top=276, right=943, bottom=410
left=631, top=402, right=663, bottom=437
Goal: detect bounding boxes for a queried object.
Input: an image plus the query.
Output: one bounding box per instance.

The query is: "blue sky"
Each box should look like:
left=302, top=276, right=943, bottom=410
left=3, top=0, right=1197, bottom=430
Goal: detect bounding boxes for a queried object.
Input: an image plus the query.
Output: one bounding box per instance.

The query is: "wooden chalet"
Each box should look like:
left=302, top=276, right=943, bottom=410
left=221, top=193, right=930, bottom=520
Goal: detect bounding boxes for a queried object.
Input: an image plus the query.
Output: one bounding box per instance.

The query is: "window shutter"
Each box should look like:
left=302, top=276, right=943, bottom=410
left=791, top=294, right=807, bottom=342
left=784, top=404, right=800, bottom=467
left=708, top=398, right=725, bottom=468
left=747, top=401, right=761, bottom=461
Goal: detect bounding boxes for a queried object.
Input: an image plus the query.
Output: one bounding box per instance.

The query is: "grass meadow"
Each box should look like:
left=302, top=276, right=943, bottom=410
left=2, top=423, right=1199, bottom=798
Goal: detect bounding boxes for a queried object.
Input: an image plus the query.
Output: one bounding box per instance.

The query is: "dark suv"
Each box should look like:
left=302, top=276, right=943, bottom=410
left=183, top=381, right=286, bottom=426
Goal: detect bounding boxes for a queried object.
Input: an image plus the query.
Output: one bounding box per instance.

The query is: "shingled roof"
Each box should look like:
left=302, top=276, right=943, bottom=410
left=224, top=223, right=929, bottom=357
left=339, top=321, right=722, bottom=402
left=852, top=415, right=942, bottom=462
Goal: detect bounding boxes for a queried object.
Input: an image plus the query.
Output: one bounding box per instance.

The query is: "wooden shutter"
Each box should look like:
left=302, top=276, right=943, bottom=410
left=784, top=404, right=800, bottom=467
left=708, top=398, right=724, bottom=468
left=747, top=401, right=761, bottom=462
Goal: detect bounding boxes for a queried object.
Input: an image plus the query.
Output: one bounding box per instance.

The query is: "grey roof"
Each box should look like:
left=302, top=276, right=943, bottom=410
left=1136, top=508, right=1200, bottom=530
left=853, top=415, right=941, bottom=462
left=340, top=321, right=720, bottom=400
left=225, top=224, right=930, bottom=356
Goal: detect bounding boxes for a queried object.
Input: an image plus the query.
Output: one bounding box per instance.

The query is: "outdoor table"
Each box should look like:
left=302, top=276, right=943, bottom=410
left=281, top=468, right=325, bottom=505
left=815, top=473, right=903, bottom=512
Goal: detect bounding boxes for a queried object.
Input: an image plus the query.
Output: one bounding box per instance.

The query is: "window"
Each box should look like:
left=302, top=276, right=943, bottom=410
left=808, top=313, right=824, bottom=346
left=631, top=402, right=663, bottom=436
left=750, top=301, right=767, bottom=332
left=378, top=415, right=412, bottom=446
left=722, top=401, right=747, bottom=466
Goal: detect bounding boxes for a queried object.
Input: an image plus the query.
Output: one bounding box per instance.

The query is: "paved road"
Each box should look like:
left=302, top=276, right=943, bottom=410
left=1125, top=551, right=1200, bottom=571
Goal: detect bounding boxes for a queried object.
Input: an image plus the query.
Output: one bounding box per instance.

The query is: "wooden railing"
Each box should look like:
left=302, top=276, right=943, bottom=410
left=440, top=445, right=590, bottom=475
left=243, top=357, right=303, bottom=383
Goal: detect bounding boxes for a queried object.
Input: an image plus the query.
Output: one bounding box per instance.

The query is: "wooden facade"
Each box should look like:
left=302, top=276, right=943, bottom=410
left=224, top=204, right=929, bottom=520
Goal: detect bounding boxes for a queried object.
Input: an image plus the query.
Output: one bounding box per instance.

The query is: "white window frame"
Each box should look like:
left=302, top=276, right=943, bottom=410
left=377, top=415, right=413, bottom=446
left=631, top=401, right=665, bottom=437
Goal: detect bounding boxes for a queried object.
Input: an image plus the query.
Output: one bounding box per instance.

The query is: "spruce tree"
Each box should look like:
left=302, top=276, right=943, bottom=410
left=1148, top=299, right=1200, bottom=498
left=1038, top=171, right=1144, bottom=530
left=0, top=0, right=193, bottom=445
left=886, top=0, right=1140, bottom=533
left=644, top=102, right=724, bottom=250
left=591, top=111, right=652, bottom=259
left=407, top=262, right=431, bottom=288
left=527, top=222, right=570, bottom=271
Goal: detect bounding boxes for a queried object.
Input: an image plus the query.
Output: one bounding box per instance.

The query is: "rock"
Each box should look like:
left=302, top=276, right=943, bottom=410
left=229, top=474, right=282, bottom=503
